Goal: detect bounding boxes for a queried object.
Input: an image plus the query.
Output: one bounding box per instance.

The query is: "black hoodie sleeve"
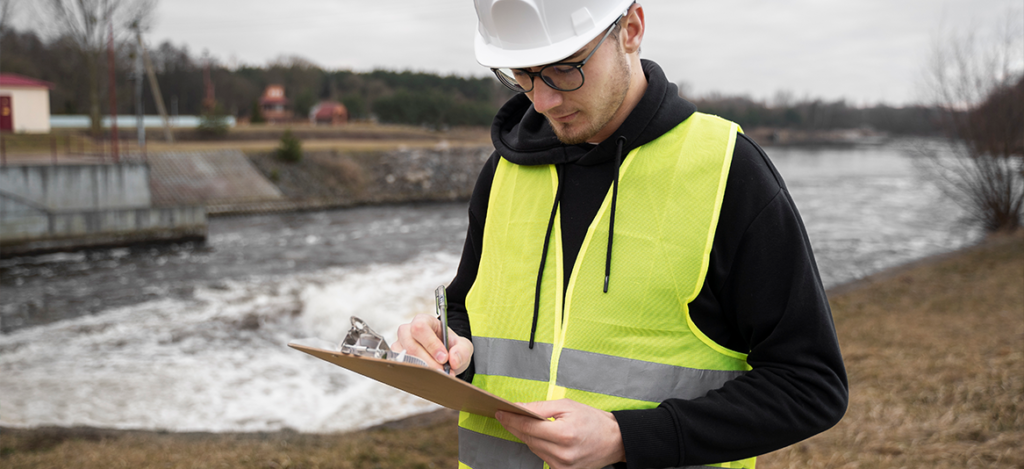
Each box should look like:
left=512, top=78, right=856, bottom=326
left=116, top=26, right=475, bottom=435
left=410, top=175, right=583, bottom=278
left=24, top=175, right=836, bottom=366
left=444, top=152, right=500, bottom=382
left=612, top=134, right=848, bottom=468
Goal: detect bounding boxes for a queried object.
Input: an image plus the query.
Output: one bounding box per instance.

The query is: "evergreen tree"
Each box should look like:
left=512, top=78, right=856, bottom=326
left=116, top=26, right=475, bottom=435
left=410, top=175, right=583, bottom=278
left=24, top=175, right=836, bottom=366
left=276, top=129, right=302, bottom=163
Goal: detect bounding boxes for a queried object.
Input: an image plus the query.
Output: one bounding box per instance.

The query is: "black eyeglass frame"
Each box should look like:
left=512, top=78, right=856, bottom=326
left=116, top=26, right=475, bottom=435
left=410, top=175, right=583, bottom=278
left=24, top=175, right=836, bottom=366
left=491, top=14, right=625, bottom=93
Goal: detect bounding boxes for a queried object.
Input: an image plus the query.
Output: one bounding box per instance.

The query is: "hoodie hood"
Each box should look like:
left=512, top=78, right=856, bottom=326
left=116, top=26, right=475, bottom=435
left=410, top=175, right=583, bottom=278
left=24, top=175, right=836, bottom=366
left=489, top=59, right=699, bottom=349
left=490, top=59, right=696, bottom=166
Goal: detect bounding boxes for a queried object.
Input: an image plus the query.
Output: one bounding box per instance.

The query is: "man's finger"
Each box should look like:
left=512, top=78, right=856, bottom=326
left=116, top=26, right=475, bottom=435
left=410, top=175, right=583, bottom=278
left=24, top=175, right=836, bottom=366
left=395, top=316, right=444, bottom=369
left=392, top=314, right=473, bottom=374
left=517, top=400, right=568, bottom=418
left=497, top=400, right=625, bottom=468
left=496, top=409, right=561, bottom=444
left=410, top=315, right=448, bottom=364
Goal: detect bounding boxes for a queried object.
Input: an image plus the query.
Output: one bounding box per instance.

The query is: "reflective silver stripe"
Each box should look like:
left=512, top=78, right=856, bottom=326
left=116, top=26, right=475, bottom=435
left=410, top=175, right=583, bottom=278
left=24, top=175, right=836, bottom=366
left=459, top=426, right=726, bottom=469
left=473, top=336, right=551, bottom=382
left=557, top=348, right=747, bottom=402
left=459, top=426, right=543, bottom=469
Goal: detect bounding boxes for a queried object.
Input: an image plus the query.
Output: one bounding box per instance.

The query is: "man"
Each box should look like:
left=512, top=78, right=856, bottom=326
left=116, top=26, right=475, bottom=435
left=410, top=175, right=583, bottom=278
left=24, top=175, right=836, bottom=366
left=394, top=1, right=848, bottom=468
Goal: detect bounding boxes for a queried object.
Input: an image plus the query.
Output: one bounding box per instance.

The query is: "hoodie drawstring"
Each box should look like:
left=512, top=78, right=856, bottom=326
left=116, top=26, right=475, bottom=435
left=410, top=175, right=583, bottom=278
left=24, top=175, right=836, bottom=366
left=529, top=137, right=624, bottom=349
left=529, top=165, right=564, bottom=349
left=605, top=136, right=625, bottom=293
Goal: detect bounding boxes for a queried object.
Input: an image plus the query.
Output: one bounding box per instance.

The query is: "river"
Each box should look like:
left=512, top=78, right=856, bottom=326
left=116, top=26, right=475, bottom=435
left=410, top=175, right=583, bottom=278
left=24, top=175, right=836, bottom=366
left=0, top=140, right=980, bottom=433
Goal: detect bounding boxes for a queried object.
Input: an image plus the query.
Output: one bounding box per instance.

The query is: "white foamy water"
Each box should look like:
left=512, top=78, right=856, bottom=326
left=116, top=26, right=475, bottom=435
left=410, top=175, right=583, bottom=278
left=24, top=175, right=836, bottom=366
left=0, top=252, right=460, bottom=433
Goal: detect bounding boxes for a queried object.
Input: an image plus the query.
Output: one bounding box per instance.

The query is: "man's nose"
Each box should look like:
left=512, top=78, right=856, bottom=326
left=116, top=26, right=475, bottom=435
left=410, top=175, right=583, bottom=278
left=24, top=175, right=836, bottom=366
left=529, top=80, right=563, bottom=114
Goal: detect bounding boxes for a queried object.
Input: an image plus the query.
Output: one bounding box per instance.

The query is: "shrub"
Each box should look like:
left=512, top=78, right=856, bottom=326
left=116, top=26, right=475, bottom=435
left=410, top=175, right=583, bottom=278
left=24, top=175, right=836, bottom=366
left=250, top=100, right=266, bottom=124
left=917, top=18, right=1023, bottom=233
left=276, top=129, right=303, bottom=163
left=197, top=104, right=230, bottom=139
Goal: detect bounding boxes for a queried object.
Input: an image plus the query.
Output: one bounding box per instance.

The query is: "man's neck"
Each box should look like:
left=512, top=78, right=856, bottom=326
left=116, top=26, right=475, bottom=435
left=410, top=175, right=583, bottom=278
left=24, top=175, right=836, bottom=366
left=587, top=55, right=649, bottom=144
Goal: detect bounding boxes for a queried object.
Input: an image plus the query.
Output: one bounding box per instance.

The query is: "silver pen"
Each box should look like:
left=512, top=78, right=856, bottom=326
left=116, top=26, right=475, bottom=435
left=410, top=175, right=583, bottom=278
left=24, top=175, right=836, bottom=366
left=435, top=285, right=450, bottom=374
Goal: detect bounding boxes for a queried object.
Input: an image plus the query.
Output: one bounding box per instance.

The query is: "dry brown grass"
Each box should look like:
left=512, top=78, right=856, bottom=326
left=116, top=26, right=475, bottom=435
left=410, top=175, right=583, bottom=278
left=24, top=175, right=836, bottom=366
left=761, top=231, right=1024, bottom=469
left=1, top=124, right=491, bottom=162
left=307, top=153, right=366, bottom=187
left=2, top=234, right=1021, bottom=468
left=0, top=411, right=460, bottom=469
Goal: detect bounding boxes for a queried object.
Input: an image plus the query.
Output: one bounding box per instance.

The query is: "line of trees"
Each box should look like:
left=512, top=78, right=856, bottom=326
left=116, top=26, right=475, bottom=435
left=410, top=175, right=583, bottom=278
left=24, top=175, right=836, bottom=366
left=0, top=26, right=512, bottom=130
left=688, top=93, right=944, bottom=136
left=0, top=23, right=977, bottom=139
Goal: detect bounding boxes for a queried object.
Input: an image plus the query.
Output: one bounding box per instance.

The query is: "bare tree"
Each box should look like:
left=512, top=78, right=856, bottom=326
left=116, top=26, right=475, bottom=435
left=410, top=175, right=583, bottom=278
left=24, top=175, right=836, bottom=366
left=917, top=11, right=1024, bottom=233
left=0, top=0, right=17, bottom=84
left=36, top=0, right=156, bottom=136
left=0, top=0, right=17, bottom=35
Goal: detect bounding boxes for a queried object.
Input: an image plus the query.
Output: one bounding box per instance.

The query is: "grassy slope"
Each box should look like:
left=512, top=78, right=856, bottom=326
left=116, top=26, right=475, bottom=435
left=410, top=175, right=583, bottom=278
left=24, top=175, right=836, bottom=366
left=761, top=231, right=1023, bottom=468
left=2, top=233, right=1021, bottom=468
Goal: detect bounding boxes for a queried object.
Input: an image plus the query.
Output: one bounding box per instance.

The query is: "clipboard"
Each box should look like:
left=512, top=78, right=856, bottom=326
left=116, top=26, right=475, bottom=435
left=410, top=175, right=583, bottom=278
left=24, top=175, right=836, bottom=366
left=288, top=341, right=544, bottom=420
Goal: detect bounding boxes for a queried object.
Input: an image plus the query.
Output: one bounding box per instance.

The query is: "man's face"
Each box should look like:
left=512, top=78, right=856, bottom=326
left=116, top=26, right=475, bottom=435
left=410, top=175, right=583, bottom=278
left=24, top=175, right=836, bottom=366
left=524, top=30, right=631, bottom=145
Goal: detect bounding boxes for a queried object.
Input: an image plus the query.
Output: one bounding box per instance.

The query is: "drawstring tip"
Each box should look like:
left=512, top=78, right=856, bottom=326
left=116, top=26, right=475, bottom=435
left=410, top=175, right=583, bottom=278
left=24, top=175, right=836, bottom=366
left=603, top=276, right=609, bottom=293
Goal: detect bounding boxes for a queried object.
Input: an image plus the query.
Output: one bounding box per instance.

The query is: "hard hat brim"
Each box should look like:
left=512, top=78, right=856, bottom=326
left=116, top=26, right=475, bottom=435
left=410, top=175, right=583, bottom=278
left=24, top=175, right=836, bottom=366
left=474, top=29, right=603, bottom=70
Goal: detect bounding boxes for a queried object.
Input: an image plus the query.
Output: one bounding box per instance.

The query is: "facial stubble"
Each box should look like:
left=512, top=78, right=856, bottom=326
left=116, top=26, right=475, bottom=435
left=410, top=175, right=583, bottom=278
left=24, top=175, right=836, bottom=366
left=547, top=50, right=632, bottom=145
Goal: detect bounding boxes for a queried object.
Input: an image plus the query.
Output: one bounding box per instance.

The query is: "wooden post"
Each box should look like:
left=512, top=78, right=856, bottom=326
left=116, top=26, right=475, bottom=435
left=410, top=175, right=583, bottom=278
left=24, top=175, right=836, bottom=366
left=136, top=28, right=174, bottom=143
left=108, top=23, right=120, bottom=163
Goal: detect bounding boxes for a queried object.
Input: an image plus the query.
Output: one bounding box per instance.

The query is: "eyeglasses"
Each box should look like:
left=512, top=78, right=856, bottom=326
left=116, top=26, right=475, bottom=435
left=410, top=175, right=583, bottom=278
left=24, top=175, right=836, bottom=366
left=492, top=16, right=623, bottom=93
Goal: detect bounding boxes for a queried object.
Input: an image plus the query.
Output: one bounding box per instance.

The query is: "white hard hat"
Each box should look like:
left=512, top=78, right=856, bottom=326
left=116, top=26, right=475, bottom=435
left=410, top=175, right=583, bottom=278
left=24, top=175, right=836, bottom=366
left=473, top=0, right=635, bottom=69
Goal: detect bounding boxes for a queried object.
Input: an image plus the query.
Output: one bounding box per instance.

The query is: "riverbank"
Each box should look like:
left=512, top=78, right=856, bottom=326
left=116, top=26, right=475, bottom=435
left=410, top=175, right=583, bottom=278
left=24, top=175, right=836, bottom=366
left=145, top=146, right=492, bottom=217
left=2, top=232, right=1021, bottom=468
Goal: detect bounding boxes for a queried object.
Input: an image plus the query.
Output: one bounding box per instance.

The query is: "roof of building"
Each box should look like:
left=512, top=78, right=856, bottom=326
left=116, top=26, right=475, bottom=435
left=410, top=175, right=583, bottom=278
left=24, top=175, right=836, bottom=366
left=0, top=73, right=55, bottom=89
left=312, top=101, right=348, bottom=119
left=260, top=84, right=289, bottom=105
left=260, top=96, right=289, bottom=105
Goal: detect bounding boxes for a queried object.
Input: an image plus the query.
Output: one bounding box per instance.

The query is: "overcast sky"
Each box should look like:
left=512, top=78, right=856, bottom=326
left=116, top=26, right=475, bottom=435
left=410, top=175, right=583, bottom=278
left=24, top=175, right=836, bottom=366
left=23, top=0, right=1024, bottom=105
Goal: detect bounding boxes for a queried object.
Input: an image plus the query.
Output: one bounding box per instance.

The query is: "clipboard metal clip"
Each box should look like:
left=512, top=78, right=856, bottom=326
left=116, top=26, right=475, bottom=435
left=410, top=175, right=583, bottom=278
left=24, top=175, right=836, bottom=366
left=340, top=316, right=427, bottom=366
left=341, top=316, right=390, bottom=359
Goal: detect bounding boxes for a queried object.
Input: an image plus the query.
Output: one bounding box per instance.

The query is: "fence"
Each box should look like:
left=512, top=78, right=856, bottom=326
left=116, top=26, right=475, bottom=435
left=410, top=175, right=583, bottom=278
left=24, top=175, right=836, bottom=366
left=0, top=134, right=147, bottom=166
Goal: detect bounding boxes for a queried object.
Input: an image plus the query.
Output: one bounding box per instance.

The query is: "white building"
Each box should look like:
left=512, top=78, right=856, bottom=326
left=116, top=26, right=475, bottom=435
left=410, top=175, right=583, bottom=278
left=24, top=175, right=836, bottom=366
left=0, top=73, right=53, bottom=133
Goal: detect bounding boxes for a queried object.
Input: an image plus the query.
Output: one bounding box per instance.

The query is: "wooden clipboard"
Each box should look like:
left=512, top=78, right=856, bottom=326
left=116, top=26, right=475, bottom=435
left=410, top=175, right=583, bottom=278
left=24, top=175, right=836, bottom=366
left=288, top=342, right=544, bottom=420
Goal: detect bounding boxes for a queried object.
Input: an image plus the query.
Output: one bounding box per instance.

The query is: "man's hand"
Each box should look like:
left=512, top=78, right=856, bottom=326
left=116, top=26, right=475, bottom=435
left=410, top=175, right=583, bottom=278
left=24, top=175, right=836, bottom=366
left=392, top=313, right=473, bottom=376
left=496, top=399, right=626, bottom=469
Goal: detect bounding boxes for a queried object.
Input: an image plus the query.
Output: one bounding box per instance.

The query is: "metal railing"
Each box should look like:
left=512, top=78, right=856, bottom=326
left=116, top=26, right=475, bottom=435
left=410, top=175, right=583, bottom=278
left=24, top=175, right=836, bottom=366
left=0, top=134, right=147, bottom=167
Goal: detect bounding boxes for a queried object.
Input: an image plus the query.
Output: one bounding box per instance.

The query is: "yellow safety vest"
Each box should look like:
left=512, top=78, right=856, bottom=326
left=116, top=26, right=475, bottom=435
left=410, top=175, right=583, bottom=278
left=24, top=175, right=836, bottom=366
left=460, top=113, right=755, bottom=469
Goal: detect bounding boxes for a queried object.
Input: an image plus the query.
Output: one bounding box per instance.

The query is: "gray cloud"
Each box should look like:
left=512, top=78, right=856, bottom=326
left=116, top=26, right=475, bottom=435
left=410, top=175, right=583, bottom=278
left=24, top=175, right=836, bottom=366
left=137, top=0, right=1021, bottom=105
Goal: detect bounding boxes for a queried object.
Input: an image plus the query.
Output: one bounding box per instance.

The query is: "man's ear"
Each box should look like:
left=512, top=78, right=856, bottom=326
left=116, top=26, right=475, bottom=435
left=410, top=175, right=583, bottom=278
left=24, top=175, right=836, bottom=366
left=621, top=4, right=645, bottom=55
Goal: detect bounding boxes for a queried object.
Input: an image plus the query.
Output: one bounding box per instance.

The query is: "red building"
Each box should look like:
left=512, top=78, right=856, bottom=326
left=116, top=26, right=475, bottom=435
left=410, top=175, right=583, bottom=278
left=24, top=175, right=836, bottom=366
left=259, top=85, right=293, bottom=123
left=310, top=101, right=349, bottom=125
left=0, top=73, right=55, bottom=133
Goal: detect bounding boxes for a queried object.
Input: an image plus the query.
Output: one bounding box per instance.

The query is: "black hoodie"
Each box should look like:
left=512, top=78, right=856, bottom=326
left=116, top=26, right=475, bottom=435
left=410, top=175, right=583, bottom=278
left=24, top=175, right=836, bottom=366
left=446, top=60, right=848, bottom=468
